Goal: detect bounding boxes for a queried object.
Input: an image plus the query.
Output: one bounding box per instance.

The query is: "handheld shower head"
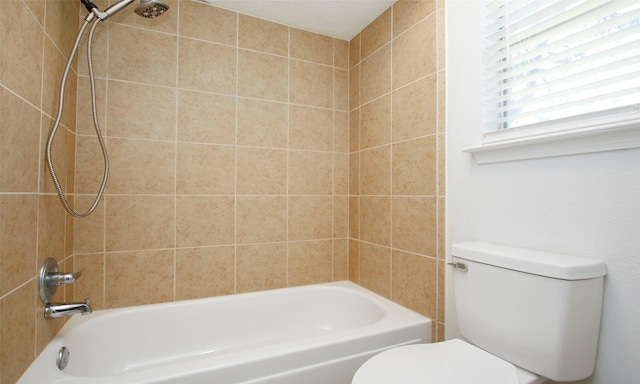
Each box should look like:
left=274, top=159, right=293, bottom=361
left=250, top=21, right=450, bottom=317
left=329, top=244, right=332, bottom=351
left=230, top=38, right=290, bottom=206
left=134, top=0, right=169, bottom=18
left=85, top=0, right=168, bottom=21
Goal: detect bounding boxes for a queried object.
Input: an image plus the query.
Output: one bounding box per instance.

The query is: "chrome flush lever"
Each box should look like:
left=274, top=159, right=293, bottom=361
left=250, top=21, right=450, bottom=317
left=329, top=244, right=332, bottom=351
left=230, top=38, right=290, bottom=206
left=448, top=262, right=468, bottom=271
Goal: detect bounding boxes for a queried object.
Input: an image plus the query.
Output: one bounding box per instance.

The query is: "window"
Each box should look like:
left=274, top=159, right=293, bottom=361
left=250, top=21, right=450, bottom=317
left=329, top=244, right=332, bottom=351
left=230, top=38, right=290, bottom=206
left=464, top=0, right=640, bottom=163
left=483, top=0, right=640, bottom=134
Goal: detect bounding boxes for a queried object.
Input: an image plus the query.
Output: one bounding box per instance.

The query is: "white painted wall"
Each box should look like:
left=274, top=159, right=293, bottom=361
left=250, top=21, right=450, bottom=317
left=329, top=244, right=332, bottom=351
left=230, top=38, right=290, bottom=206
left=445, top=2, right=640, bottom=383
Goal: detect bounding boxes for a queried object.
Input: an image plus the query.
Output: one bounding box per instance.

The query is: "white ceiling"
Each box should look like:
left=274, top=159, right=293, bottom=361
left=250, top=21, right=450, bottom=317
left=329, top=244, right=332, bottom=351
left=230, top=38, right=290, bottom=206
left=201, top=0, right=396, bottom=41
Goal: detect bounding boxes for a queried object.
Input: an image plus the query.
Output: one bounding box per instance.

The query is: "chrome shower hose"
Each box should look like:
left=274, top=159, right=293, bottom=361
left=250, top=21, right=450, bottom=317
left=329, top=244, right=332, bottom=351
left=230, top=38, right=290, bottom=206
left=46, top=16, right=108, bottom=218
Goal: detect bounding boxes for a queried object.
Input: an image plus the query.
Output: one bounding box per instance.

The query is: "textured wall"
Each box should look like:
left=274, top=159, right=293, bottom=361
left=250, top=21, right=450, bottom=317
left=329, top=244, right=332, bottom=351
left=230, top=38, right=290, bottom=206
left=71, top=0, right=350, bottom=309
left=447, top=1, right=640, bottom=382
left=0, top=0, right=79, bottom=382
left=348, top=0, right=446, bottom=342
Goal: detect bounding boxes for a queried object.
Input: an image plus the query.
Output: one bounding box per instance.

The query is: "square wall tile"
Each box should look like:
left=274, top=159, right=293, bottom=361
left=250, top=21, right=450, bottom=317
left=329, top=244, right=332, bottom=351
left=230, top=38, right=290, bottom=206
left=334, top=153, right=349, bottom=195
left=392, top=136, right=437, bottom=196
left=106, top=195, right=175, bottom=252
left=392, top=16, right=437, bottom=90
left=349, top=239, right=360, bottom=282
left=289, top=105, right=333, bottom=151
left=237, top=99, right=288, bottom=148
left=360, top=94, right=391, bottom=149
left=349, top=153, right=360, bottom=196
left=236, top=196, right=287, bottom=244
left=290, top=28, right=333, bottom=65
left=360, top=44, right=390, bottom=104
left=334, top=39, right=349, bottom=69
left=288, top=151, right=333, bottom=195
left=42, top=36, right=74, bottom=127
left=288, top=196, right=333, bottom=241
left=349, top=65, right=360, bottom=111
left=392, top=197, right=437, bottom=257
left=176, top=196, right=234, bottom=247
left=0, top=88, right=41, bottom=192
left=238, top=49, right=288, bottom=102
left=106, top=138, right=175, bottom=195
left=361, top=8, right=391, bottom=59
left=349, top=196, right=360, bottom=239
left=179, top=0, right=236, bottom=45
left=37, top=195, right=66, bottom=265
left=73, top=195, right=105, bottom=254
left=107, top=81, right=176, bottom=141
left=176, top=246, right=235, bottom=300
left=0, top=281, right=36, bottom=384
left=239, top=14, right=289, bottom=56
left=360, top=146, right=390, bottom=195
left=105, top=249, right=174, bottom=308
left=0, top=0, right=43, bottom=106
left=360, top=196, right=390, bottom=246
left=288, top=240, right=333, bottom=286
left=333, top=238, right=349, bottom=280
left=236, top=147, right=287, bottom=195
left=392, top=74, right=437, bottom=142
left=359, top=242, right=390, bottom=298
left=178, top=90, right=236, bottom=145
left=237, top=243, right=287, bottom=293
left=177, top=143, right=235, bottom=195
left=0, top=194, right=37, bottom=296
left=109, top=24, right=177, bottom=87
left=334, top=69, right=349, bottom=111
left=290, top=60, right=333, bottom=108
left=349, top=33, right=361, bottom=69
left=74, top=253, right=105, bottom=310
left=334, top=196, right=349, bottom=237
left=393, top=0, right=437, bottom=37
left=391, top=250, right=437, bottom=318
left=350, top=108, right=360, bottom=152
left=334, top=111, right=349, bottom=153
left=178, top=37, right=236, bottom=95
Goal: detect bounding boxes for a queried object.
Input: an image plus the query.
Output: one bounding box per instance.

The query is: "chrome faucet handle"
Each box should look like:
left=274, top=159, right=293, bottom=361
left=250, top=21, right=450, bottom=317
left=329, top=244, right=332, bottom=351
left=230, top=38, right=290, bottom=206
left=45, top=271, right=82, bottom=286
left=39, top=258, right=84, bottom=303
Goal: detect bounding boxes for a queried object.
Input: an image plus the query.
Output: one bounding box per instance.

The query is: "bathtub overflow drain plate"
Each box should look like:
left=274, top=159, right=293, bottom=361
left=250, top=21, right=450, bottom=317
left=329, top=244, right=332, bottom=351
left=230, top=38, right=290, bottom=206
left=57, top=346, right=70, bottom=370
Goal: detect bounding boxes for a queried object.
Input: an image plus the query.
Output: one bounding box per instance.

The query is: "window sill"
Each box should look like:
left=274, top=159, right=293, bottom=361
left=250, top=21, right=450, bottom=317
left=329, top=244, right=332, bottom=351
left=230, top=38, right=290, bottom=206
left=462, top=124, right=640, bottom=164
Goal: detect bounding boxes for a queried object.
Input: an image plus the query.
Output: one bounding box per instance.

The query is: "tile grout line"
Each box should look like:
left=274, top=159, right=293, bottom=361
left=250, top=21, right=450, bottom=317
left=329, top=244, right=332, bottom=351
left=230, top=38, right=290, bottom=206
left=173, top=0, right=181, bottom=302
left=234, top=10, right=240, bottom=294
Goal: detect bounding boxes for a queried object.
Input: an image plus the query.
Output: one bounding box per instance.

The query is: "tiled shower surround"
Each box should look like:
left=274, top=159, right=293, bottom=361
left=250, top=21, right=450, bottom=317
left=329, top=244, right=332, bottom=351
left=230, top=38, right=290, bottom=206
left=348, top=0, right=446, bottom=342
left=0, top=0, right=445, bottom=382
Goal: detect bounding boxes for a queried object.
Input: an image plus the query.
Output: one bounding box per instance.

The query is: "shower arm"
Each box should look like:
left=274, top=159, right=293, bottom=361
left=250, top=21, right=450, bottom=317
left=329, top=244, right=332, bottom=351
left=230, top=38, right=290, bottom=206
left=82, top=0, right=136, bottom=21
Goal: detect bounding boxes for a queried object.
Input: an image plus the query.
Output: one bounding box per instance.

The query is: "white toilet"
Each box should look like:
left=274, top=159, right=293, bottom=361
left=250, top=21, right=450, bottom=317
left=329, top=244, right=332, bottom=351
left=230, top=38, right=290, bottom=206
left=353, top=242, right=607, bottom=384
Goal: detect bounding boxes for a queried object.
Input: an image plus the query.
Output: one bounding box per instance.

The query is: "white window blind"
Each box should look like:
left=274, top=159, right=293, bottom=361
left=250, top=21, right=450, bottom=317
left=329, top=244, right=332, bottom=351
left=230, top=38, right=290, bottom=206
left=482, top=0, right=640, bottom=138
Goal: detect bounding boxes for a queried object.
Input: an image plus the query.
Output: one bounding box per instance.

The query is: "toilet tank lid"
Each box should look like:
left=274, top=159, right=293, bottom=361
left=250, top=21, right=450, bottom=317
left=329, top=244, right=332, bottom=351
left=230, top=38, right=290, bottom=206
left=451, top=242, right=607, bottom=280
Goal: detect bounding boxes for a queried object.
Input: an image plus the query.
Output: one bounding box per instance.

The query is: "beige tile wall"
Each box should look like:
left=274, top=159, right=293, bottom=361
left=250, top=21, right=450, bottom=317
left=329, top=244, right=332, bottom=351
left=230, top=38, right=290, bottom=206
left=0, top=0, right=446, bottom=381
left=348, top=0, right=446, bottom=342
left=72, top=0, right=351, bottom=310
left=0, top=1, right=79, bottom=382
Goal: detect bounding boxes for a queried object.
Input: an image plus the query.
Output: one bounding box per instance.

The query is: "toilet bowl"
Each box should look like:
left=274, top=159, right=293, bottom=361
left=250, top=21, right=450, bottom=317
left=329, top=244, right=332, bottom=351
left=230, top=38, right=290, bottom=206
left=352, top=339, right=546, bottom=384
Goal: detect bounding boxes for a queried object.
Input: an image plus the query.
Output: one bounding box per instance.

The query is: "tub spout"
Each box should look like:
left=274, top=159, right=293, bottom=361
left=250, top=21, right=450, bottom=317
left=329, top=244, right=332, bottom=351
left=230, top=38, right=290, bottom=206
left=45, top=299, right=92, bottom=319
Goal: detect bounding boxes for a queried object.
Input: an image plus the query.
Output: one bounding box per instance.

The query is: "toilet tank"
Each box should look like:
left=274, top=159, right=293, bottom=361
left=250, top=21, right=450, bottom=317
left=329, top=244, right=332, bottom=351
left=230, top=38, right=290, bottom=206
left=451, top=242, right=606, bottom=382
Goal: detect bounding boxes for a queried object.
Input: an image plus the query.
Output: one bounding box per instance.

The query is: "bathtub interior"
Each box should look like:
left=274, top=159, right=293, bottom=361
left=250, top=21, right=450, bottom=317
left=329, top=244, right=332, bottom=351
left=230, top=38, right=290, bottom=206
left=62, top=282, right=387, bottom=377
left=18, top=281, right=431, bottom=384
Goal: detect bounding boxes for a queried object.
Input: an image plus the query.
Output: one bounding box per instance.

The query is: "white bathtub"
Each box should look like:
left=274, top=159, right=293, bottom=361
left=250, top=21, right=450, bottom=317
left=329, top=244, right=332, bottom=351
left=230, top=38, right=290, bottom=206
left=19, top=281, right=431, bottom=384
